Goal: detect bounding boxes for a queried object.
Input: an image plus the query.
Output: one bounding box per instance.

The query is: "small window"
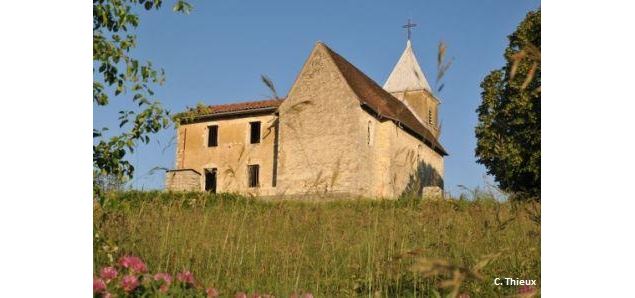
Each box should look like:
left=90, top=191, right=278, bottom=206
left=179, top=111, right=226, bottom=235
left=248, top=164, right=260, bottom=187
left=428, top=109, right=433, bottom=125
left=249, top=121, right=261, bottom=144
left=208, top=125, right=218, bottom=147
left=367, top=120, right=372, bottom=146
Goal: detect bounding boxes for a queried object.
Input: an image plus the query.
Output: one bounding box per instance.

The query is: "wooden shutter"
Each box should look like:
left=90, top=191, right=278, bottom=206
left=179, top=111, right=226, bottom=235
left=248, top=164, right=260, bottom=187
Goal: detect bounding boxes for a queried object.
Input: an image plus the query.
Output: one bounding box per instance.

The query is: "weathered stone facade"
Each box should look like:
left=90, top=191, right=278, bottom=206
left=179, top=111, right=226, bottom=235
left=164, top=169, right=200, bottom=191
left=366, top=111, right=444, bottom=198
left=166, top=42, right=447, bottom=199
left=172, top=113, right=279, bottom=196
left=275, top=45, right=371, bottom=196
left=391, top=90, right=441, bottom=139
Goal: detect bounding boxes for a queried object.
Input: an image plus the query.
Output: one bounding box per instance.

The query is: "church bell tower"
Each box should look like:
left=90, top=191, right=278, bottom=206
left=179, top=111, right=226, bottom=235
left=383, top=20, right=441, bottom=139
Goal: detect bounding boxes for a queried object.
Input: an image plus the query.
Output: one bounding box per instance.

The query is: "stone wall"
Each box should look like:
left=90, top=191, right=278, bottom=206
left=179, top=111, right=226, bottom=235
left=165, top=169, right=201, bottom=191
left=422, top=186, right=444, bottom=199
left=169, top=113, right=278, bottom=196
left=166, top=42, right=445, bottom=199
left=275, top=43, right=444, bottom=198
left=276, top=44, right=370, bottom=197
left=364, top=111, right=444, bottom=198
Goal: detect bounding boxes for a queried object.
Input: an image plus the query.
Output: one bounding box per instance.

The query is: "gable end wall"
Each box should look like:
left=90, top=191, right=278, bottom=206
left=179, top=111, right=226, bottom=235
left=276, top=45, right=371, bottom=197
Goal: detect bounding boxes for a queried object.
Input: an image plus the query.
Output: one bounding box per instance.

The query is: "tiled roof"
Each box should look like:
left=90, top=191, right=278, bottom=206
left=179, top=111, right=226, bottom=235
left=320, top=43, right=447, bottom=156
left=198, top=98, right=283, bottom=114
left=175, top=98, right=284, bottom=121
left=173, top=43, right=446, bottom=156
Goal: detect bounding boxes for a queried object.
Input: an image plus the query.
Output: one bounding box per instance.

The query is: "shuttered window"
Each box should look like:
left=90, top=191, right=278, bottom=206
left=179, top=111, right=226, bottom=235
left=248, top=164, right=260, bottom=188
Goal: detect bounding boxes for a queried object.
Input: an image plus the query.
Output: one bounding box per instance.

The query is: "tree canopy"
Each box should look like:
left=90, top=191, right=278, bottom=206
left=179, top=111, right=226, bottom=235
left=93, top=0, right=192, bottom=181
left=475, top=10, right=541, bottom=200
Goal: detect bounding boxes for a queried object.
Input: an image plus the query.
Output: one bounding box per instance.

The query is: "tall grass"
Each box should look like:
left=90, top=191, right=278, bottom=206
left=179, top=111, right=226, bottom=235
left=94, top=191, right=540, bottom=297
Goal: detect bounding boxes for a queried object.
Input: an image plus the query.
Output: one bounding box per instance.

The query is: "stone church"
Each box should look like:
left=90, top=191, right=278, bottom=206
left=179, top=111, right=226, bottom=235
left=165, top=40, right=447, bottom=198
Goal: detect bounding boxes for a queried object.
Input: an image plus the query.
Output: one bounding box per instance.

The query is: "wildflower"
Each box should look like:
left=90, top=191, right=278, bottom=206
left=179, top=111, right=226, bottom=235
left=118, top=255, right=147, bottom=273
left=518, top=285, right=536, bottom=294
left=102, top=293, right=114, bottom=298
left=100, top=266, right=118, bottom=281
left=234, top=292, right=247, bottom=298
left=206, top=288, right=220, bottom=297
left=154, top=272, right=173, bottom=293
left=93, top=277, right=106, bottom=294
left=458, top=293, right=470, bottom=298
left=154, top=272, right=173, bottom=284
left=121, top=275, right=140, bottom=292
left=177, top=271, right=195, bottom=285
left=159, top=284, right=170, bottom=293
left=304, top=293, right=314, bottom=298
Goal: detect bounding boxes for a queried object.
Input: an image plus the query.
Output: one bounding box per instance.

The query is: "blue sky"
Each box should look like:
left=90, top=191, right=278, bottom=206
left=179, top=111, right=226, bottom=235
left=93, top=0, right=540, bottom=195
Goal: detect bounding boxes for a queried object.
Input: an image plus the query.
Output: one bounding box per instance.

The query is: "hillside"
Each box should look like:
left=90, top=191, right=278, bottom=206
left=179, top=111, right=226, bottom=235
left=94, top=191, right=540, bottom=297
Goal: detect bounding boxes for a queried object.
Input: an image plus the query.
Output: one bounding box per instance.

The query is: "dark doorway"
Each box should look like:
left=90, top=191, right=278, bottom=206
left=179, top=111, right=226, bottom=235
left=205, top=168, right=217, bottom=193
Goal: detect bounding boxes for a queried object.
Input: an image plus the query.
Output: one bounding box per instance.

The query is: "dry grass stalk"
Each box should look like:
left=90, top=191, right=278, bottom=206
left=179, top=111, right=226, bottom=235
left=95, top=192, right=540, bottom=296
left=510, top=42, right=540, bottom=91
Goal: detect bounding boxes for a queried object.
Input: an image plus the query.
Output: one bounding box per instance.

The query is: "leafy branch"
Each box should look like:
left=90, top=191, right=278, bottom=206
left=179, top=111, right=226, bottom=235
left=93, top=0, right=192, bottom=182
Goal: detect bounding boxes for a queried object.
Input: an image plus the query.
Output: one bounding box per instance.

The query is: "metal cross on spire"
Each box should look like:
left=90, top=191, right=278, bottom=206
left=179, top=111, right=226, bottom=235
left=402, top=19, right=417, bottom=41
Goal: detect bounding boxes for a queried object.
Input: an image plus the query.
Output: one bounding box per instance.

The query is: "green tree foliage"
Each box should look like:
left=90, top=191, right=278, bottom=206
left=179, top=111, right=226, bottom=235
left=93, top=0, right=192, bottom=180
left=475, top=10, right=541, bottom=200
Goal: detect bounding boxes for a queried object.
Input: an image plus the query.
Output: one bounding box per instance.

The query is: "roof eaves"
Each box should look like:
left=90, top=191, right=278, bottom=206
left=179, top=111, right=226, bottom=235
left=360, top=102, right=447, bottom=156
left=320, top=43, right=446, bottom=156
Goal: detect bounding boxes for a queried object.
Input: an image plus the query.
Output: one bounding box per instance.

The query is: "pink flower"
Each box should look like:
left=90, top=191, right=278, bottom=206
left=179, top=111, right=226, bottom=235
left=99, top=266, right=118, bottom=281
left=118, top=255, right=148, bottom=273
left=457, top=293, right=470, bottom=298
left=303, top=293, right=314, bottom=298
left=93, top=277, right=106, bottom=293
left=234, top=292, right=247, bottom=298
left=177, top=271, right=195, bottom=285
left=206, top=288, right=220, bottom=297
left=121, top=275, right=140, bottom=292
left=154, top=272, right=173, bottom=284
left=518, top=285, right=536, bottom=294
left=102, top=293, right=114, bottom=298
left=159, top=284, right=170, bottom=293
left=154, top=272, right=173, bottom=293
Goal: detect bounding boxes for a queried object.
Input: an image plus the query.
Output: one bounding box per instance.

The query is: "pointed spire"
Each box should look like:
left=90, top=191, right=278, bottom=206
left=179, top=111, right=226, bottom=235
left=383, top=40, right=432, bottom=93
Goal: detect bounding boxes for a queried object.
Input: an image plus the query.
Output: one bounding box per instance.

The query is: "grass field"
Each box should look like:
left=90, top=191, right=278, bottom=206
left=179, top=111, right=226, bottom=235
left=94, top=191, right=540, bottom=297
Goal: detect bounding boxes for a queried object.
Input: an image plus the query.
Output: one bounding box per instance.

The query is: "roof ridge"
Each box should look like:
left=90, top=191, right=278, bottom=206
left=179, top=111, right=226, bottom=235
left=320, top=45, right=401, bottom=111
left=174, top=97, right=284, bottom=121
left=205, top=97, right=284, bottom=108
left=318, top=43, right=447, bottom=156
